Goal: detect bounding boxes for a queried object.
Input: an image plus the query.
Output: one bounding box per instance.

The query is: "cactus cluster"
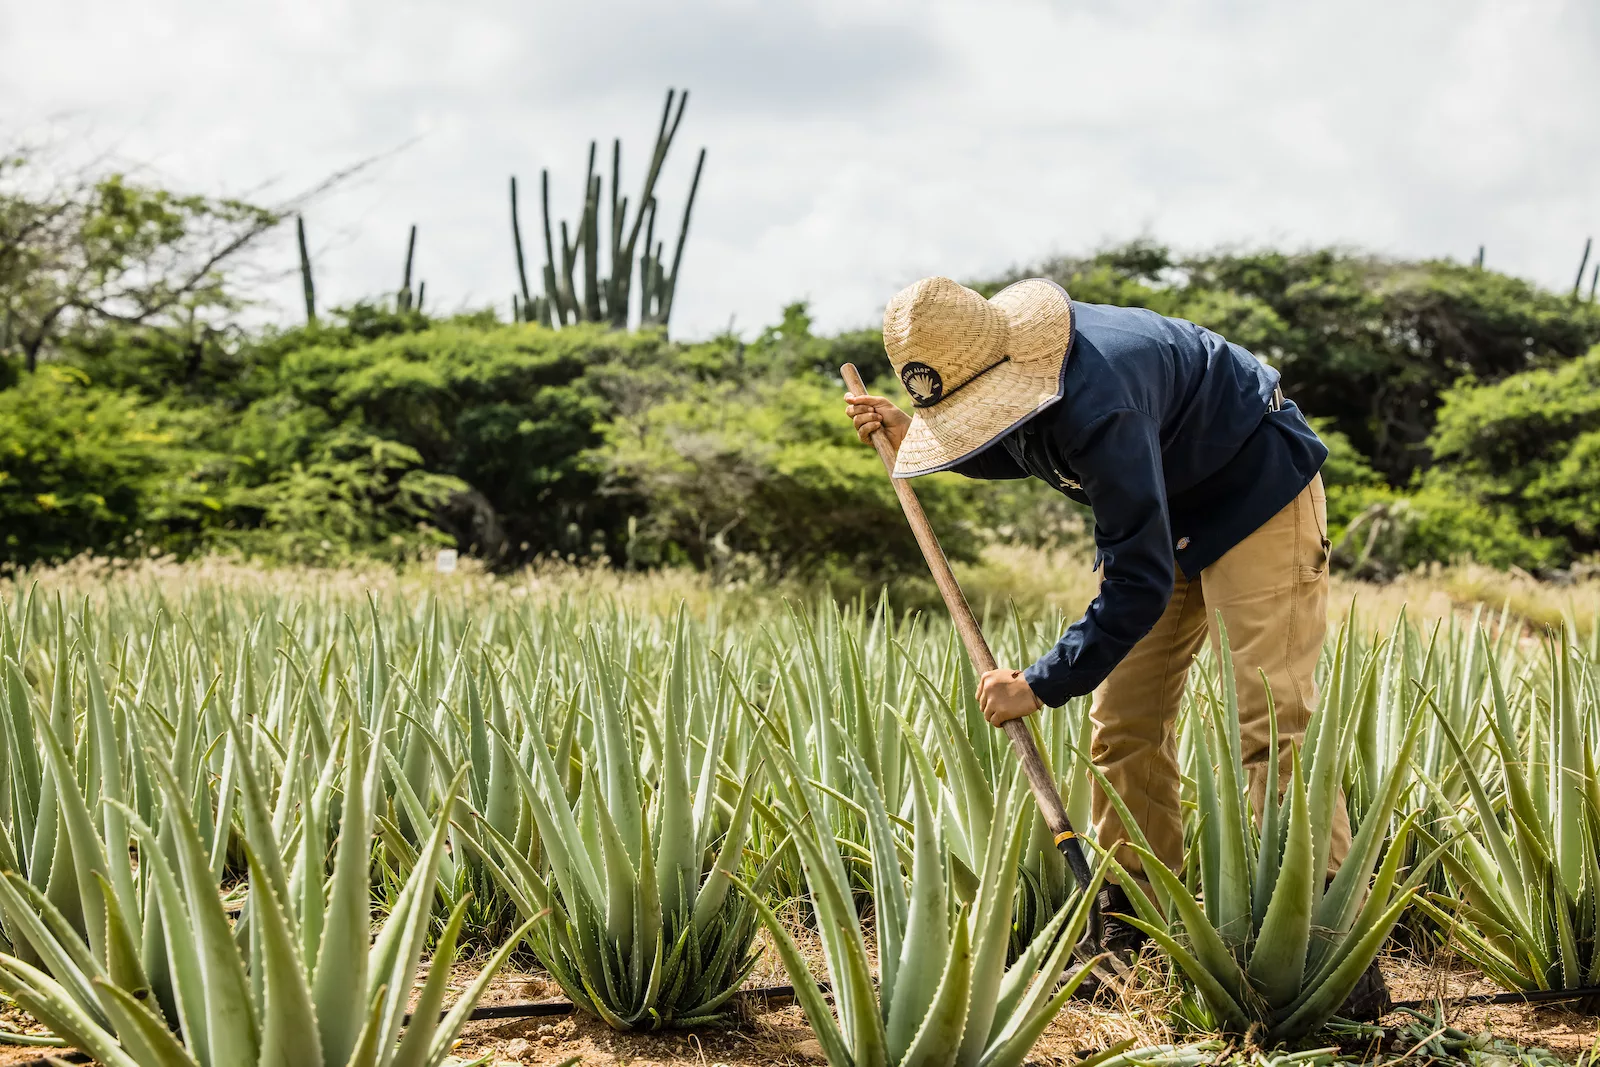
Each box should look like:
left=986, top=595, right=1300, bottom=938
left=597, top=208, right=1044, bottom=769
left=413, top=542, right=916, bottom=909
left=397, top=224, right=425, bottom=313
left=296, top=214, right=317, bottom=323
left=511, top=88, right=705, bottom=333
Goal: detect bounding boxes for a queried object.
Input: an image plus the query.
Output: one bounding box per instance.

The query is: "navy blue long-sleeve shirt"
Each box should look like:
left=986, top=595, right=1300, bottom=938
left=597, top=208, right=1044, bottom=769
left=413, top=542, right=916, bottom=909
left=949, top=301, right=1327, bottom=707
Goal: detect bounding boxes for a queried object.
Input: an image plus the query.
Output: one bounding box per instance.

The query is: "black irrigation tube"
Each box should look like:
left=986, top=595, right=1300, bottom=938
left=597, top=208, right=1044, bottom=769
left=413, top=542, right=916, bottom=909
left=409, top=980, right=813, bottom=1024
left=16, top=983, right=1600, bottom=1066
left=1389, top=983, right=1600, bottom=1012
left=420, top=982, right=1600, bottom=1026
left=432, top=983, right=1600, bottom=1026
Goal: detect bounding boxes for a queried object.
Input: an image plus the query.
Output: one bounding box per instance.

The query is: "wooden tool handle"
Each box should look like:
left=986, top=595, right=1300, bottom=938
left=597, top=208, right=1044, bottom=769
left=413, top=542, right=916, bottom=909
left=841, top=363, right=1093, bottom=891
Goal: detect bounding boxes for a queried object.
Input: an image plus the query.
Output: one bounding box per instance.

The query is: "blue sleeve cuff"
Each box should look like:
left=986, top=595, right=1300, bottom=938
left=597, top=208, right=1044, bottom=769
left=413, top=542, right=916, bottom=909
left=1023, top=659, right=1077, bottom=709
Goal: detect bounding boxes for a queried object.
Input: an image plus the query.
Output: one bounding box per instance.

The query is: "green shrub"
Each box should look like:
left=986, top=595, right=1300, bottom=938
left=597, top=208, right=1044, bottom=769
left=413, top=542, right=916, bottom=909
left=1310, top=419, right=1385, bottom=537
left=0, top=365, right=468, bottom=566
left=595, top=373, right=991, bottom=586
left=209, top=425, right=465, bottom=564
left=1428, top=346, right=1600, bottom=557
left=1327, top=477, right=1559, bottom=579
left=0, top=367, right=204, bottom=563
left=990, top=245, right=1600, bottom=481
left=275, top=321, right=684, bottom=562
left=14, top=229, right=1598, bottom=578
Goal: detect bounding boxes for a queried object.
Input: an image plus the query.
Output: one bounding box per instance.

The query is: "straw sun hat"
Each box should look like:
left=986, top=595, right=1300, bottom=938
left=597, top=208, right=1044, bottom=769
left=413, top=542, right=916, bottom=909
left=882, top=276, right=1073, bottom=478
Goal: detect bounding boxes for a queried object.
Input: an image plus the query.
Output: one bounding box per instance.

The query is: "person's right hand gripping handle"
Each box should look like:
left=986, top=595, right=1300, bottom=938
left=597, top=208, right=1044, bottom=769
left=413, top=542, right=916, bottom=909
left=844, top=391, right=911, bottom=453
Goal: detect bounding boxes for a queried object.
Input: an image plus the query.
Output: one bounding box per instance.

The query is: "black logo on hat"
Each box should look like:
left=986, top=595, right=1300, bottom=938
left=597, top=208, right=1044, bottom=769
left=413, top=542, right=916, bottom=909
left=900, top=362, right=944, bottom=408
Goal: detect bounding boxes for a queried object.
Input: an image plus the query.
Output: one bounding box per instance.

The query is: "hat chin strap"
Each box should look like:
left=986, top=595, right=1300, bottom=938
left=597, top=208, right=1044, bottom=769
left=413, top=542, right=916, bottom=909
left=911, top=354, right=1011, bottom=410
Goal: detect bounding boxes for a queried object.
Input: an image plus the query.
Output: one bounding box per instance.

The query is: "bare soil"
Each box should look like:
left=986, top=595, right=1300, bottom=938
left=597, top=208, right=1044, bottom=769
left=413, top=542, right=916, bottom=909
left=409, top=949, right=1600, bottom=1066
left=2, top=949, right=1596, bottom=1066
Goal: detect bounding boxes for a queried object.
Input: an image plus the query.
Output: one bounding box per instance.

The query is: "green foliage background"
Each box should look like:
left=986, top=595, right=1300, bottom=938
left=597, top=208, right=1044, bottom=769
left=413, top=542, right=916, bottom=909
left=4, top=164, right=1599, bottom=583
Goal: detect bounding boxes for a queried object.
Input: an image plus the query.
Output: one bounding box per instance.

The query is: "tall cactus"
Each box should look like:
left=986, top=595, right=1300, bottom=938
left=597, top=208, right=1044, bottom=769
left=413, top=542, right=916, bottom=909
left=398, top=224, right=423, bottom=312
left=296, top=214, right=317, bottom=323
left=642, top=146, right=705, bottom=328
left=509, top=178, right=552, bottom=324
left=510, top=88, right=705, bottom=333
left=510, top=178, right=533, bottom=312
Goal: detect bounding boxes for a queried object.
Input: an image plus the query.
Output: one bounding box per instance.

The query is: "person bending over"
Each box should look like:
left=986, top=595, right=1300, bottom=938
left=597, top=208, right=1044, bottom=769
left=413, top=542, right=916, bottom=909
left=845, top=276, right=1385, bottom=1019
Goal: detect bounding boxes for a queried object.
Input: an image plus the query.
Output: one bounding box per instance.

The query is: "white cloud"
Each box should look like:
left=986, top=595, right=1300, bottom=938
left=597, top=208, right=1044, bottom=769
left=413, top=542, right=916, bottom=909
left=3, top=0, right=1596, bottom=338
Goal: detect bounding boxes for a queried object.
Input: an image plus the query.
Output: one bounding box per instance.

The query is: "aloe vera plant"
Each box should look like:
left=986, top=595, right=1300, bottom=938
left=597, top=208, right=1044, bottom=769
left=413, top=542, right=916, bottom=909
left=896, top=630, right=1093, bottom=956
left=749, top=708, right=1107, bottom=1067
left=467, top=613, right=767, bottom=1029
left=768, top=599, right=1092, bottom=956
left=1116, top=631, right=1440, bottom=1040
left=1334, top=608, right=1524, bottom=951
left=1416, top=630, right=1600, bottom=990
left=0, top=683, right=530, bottom=1066
left=10, top=561, right=1598, bottom=1060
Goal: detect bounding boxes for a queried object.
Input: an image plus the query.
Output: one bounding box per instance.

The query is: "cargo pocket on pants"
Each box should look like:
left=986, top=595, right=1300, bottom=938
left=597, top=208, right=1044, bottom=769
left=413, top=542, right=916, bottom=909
left=1298, top=536, right=1331, bottom=583
left=1297, top=481, right=1330, bottom=583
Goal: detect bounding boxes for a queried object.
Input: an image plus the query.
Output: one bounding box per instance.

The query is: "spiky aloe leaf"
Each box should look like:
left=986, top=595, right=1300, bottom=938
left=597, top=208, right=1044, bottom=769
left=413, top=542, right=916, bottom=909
left=898, top=906, right=972, bottom=1067
left=1119, top=915, right=1251, bottom=1034
left=1267, top=889, right=1416, bottom=1040
left=91, top=872, right=148, bottom=1008
left=1202, top=623, right=1254, bottom=947
left=391, top=896, right=470, bottom=1067
left=1245, top=749, right=1311, bottom=1010
left=978, top=954, right=1099, bottom=1067
left=243, top=837, right=324, bottom=1067
left=369, top=770, right=467, bottom=1055
left=27, top=693, right=112, bottom=964
left=146, top=760, right=260, bottom=1067
left=1250, top=674, right=1282, bottom=929
left=112, top=801, right=211, bottom=1064
left=985, top=854, right=1111, bottom=1063
left=1126, top=843, right=1252, bottom=1013
left=82, top=648, right=138, bottom=934
left=312, top=723, right=371, bottom=1067
left=654, top=610, right=699, bottom=921
left=957, top=777, right=1029, bottom=1067
left=734, top=874, right=854, bottom=1067
left=0, top=871, right=107, bottom=1025
left=691, top=760, right=760, bottom=933
left=0, top=957, right=141, bottom=1067
left=843, top=744, right=907, bottom=1007
left=885, top=750, right=948, bottom=1066
left=96, top=980, right=202, bottom=1067
left=783, top=795, right=885, bottom=1067
left=1315, top=687, right=1429, bottom=939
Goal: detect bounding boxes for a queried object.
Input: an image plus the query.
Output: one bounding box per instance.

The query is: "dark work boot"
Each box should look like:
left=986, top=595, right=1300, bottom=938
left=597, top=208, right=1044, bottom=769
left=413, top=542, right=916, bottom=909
left=1324, top=873, right=1391, bottom=1022
left=1338, top=958, right=1392, bottom=1022
left=1095, top=884, right=1149, bottom=967
left=1067, top=884, right=1148, bottom=998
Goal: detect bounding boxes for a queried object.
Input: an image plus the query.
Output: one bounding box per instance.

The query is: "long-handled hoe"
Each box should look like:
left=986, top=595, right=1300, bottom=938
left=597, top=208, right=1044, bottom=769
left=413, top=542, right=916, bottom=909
left=841, top=363, right=1128, bottom=987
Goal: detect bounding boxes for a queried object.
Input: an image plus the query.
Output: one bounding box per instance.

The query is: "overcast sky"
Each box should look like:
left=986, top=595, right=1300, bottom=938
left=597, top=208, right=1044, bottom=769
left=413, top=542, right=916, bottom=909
left=4, top=0, right=1597, bottom=338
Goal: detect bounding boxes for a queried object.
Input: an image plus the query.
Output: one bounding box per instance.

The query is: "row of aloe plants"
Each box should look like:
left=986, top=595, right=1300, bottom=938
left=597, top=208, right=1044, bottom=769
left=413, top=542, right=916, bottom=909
left=0, top=579, right=1597, bottom=1063
left=0, top=599, right=528, bottom=1066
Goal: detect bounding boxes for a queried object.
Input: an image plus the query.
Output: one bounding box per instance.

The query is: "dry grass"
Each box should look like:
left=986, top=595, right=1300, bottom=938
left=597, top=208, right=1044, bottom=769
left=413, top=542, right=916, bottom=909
left=9, top=549, right=1600, bottom=640
left=957, top=544, right=1600, bottom=637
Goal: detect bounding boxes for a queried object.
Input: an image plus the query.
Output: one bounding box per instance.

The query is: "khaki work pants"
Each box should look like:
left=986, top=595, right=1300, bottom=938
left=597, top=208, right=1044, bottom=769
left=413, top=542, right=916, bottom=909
left=1091, top=474, right=1351, bottom=882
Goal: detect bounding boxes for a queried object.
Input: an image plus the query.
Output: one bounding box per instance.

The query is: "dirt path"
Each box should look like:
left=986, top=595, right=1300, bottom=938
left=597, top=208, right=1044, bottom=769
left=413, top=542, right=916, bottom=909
left=1, top=953, right=1594, bottom=1065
